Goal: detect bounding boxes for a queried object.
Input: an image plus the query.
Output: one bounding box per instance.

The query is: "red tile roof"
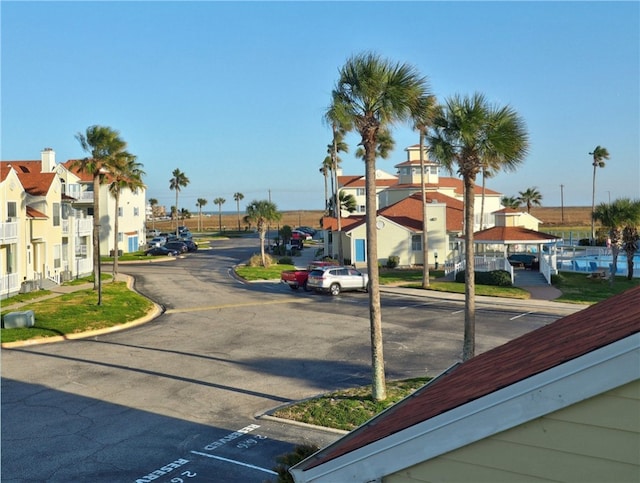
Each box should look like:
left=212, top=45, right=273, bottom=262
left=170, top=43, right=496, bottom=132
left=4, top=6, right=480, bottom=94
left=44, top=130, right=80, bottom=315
left=388, top=176, right=501, bottom=196
left=473, top=226, right=561, bottom=243
left=341, top=177, right=398, bottom=188
left=299, top=286, right=640, bottom=471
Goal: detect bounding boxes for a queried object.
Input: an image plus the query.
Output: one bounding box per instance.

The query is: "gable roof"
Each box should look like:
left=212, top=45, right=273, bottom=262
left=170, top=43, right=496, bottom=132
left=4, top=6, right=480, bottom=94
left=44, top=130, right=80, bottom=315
left=26, top=206, right=48, bottom=219
left=292, top=286, right=640, bottom=480
left=388, top=176, right=501, bottom=196
left=472, top=226, right=561, bottom=244
left=340, top=176, right=399, bottom=189
left=379, top=192, right=463, bottom=232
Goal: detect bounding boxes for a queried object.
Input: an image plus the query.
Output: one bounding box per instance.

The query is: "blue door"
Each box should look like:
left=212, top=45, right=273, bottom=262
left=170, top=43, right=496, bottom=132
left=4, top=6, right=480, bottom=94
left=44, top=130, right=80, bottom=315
left=128, top=236, right=138, bottom=253
left=355, top=239, right=366, bottom=262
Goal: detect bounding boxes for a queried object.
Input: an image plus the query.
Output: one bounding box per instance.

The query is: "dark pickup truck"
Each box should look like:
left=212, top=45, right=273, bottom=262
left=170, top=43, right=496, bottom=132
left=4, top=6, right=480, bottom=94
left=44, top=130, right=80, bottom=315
left=280, top=261, right=338, bottom=291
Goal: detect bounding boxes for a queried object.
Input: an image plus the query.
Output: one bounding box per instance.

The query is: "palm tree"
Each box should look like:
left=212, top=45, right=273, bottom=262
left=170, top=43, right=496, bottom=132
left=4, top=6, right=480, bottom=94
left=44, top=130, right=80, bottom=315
left=339, top=191, right=357, bottom=214
left=324, top=101, right=351, bottom=264
left=233, top=192, right=244, bottom=231
left=412, top=94, right=438, bottom=289
left=108, top=152, right=145, bottom=280
left=428, top=93, right=529, bottom=361
left=246, top=199, right=281, bottom=266
left=518, top=187, right=543, bottom=213
left=589, top=146, right=610, bottom=244
left=331, top=52, right=429, bottom=401
left=213, top=197, right=226, bottom=233
left=354, top=128, right=395, bottom=161
left=169, top=168, right=189, bottom=233
left=593, top=199, right=627, bottom=285
left=621, top=199, right=640, bottom=280
left=148, top=198, right=158, bottom=231
left=74, top=125, right=127, bottom=304
left=501, top=195, right=520, bottom=209
left=319, top=161, right=330, bottom=213
left=196, top=198, right=208, bottom=232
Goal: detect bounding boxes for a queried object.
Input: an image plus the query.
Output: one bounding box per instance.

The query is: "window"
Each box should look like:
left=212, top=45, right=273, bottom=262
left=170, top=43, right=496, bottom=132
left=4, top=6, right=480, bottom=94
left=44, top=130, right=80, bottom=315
left=7, top=201, right=16, bottom=219
left=118, top=207, right=123, bottom=217
left=53, top=203, right=61, bottom=226
left=412, top=235, right=422, bottom=251
left=358, top=205, right=366, bottom=213
left=118, top=232, right=123, bottom=243
left=430, top=166, right=438, bottom=175
left=357, top=188, right=365, bottom=196
left=133, top=207, right=139, bottom=216
left=54, top=244, right=61, bottom=269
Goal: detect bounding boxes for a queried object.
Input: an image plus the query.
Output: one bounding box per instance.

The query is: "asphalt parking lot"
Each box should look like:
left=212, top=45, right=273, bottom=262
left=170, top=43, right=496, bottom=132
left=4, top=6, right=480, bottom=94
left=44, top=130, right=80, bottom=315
left=1, top=237, right=582, bottom=481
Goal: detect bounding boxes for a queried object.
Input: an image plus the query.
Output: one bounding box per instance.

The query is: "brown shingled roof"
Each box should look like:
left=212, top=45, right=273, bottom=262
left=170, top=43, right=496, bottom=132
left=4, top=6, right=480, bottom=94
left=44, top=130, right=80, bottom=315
left=473, top=226, right=561, bottom=243
left=299, top=286, right=640, bottom=471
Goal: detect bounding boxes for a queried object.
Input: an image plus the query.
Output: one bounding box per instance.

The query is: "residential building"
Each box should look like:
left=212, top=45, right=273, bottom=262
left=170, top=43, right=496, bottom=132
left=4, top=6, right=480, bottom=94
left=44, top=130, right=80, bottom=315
left=291, top=286, right=640, bottom=482
left=0, top=149, right=93, bottom=297
left=0, top=147, right=146, bottom=298
left=337, top=169, right=398, bottom=216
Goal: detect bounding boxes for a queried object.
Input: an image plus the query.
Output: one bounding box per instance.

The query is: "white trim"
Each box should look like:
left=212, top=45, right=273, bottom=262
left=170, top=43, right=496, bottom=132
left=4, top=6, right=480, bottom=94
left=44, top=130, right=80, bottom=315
left=292, top=334, right=640, bottom=482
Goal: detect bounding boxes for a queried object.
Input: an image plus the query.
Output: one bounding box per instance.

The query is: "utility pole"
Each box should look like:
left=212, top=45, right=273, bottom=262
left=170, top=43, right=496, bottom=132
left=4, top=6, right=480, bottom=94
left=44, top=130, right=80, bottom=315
left=560, top=184, right=564, bottom=223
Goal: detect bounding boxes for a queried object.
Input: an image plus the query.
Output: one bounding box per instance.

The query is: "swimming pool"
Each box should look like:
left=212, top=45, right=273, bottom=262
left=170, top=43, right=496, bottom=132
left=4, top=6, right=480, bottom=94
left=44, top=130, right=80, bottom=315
left=558, top=253, right=640, bottom=277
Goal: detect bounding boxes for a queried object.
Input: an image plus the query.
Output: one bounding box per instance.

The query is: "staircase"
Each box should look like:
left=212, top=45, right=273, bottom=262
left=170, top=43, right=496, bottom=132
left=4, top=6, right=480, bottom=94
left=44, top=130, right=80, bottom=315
left=513, top=269, right=548, bottom=287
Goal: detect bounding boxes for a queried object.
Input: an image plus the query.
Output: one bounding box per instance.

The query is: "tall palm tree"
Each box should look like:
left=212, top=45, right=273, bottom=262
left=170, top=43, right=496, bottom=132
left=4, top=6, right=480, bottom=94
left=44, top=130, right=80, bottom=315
left=518, top=187, right=543, bottom=213
left=169, top=168, right=189, bottom=233
left=428, top=93, right=528, bottom=361
left=246, top=199, right=281, bottom=267
left=108, top=152, right=145, bottom=280
left=589, top=146, right=610, bottom=244
left=412, top=94, right=438, bottom=289
left=331, top=52, right=429, bottom=401
left=213, top=197, right=226, bottom=233
left=196, top=198, right=208, bottom=232
left=501, top=195, right=520, bottom=209
left=148, top=198, right=158, bottom=231
left=233, top=192, right=244, bottom=231
left=324, top=101, right=351, bottom=263
left=354, top=128, right=395, bottom=161
left=74, top=125, right=127, bottom=304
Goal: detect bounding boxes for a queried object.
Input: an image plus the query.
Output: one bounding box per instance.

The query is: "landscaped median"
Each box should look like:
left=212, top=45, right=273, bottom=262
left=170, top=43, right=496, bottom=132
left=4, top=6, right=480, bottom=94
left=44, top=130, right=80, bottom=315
left=0, top=277, right=160, bottom=347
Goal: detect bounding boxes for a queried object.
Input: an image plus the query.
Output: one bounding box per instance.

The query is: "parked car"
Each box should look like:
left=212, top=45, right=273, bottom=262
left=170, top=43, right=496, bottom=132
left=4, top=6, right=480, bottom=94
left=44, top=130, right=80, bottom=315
left=292, top=230, right=313, bottom=241
left=145, top=246, right=179, bottom=257
left=147, top=236, right=166, bottom=248
left=295, top=226, right=317, bottom=237
left=164, top=241, right=189, bottom=253
left=181, top=239, right=198, bottom=252
left=307, top=266, right=369, bottom=295
left=280, top=260, right=339, bottom=291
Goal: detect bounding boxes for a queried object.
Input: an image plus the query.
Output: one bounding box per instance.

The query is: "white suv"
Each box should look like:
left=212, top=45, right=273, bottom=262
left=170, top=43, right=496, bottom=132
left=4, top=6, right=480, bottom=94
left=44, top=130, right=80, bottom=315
left=307, top=266, right=369, bottom=296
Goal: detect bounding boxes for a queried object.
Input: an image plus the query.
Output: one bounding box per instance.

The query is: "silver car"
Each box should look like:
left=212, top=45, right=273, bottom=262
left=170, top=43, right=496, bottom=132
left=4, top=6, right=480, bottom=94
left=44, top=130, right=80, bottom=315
left=307, top=266, right=369, bottom=296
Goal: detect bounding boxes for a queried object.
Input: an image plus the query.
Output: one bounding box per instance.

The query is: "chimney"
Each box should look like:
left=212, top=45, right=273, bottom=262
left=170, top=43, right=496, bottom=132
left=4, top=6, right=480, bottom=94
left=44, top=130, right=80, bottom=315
left=41, top=147, right=56, bottom=172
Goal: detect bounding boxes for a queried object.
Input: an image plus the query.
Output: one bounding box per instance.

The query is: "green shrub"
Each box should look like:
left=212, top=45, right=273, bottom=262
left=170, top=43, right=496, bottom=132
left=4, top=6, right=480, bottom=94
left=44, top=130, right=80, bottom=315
left=455, top=269, right=513, bottom=286
left=278, top=256, right=293, bottom=265
left=386, top=255, right=400, bottom=269
left=272, top=444, right=320, bottom=482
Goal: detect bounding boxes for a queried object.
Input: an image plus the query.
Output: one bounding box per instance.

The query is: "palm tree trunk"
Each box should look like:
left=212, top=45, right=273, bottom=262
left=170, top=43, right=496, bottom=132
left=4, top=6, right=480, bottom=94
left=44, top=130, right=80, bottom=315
left=92, top=174, right=102, bottom=305
left=113, top=191, right=120, bottom=281
left=419, top=131, right=430, bottom=288
left=365, top=139, right=386, bottom=401
left=333, top=132, right=343, bottom=264
left=462, top=175, right=476, bottom=361
left=236, top=201, right=241, bottom=231
left=591, top=162, right=597, bottom=245
left=259, top=225, right=267, bottom=267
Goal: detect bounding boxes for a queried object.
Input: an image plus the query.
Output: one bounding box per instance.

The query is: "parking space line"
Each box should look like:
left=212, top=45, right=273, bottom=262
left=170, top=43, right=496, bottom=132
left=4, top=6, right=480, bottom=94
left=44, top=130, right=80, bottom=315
left=510, top=311, right=534, bottom=320
left=190, top=450, right=278, bottom=475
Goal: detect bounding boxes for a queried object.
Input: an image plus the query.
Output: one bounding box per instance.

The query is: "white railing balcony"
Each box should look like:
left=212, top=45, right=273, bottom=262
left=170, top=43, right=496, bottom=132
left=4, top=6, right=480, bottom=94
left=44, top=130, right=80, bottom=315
left=75, top=257, right=92, bottom=276
left=0, top=221, right=18, bottom=243
left=0, top=273, right=21, bottom=293
left=77, top=191, right=94, bottom=203
left=75, top=218, right=93, bottom=235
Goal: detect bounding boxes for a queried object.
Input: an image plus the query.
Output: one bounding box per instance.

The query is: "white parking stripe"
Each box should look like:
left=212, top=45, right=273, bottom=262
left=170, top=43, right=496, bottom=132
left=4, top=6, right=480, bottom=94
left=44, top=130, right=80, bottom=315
left=190, top=450, right=278, bottom=475
left=510, top=311, right=534, bottom=320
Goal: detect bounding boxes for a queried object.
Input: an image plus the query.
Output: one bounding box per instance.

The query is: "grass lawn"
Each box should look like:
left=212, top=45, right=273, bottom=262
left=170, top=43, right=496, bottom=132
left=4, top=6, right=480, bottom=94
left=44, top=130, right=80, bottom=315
left=235, top=263, right=296, bottom=281
left=272, top=377, right=431, bottom=431
left=0, top=282, right=154, bottom=344
left=552, top=271, right=640, bottom=304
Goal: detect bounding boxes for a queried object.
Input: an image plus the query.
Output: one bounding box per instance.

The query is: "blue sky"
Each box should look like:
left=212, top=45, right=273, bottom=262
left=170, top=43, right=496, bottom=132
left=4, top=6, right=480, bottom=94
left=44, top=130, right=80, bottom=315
left=2, top=1, right=638, bottom=212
